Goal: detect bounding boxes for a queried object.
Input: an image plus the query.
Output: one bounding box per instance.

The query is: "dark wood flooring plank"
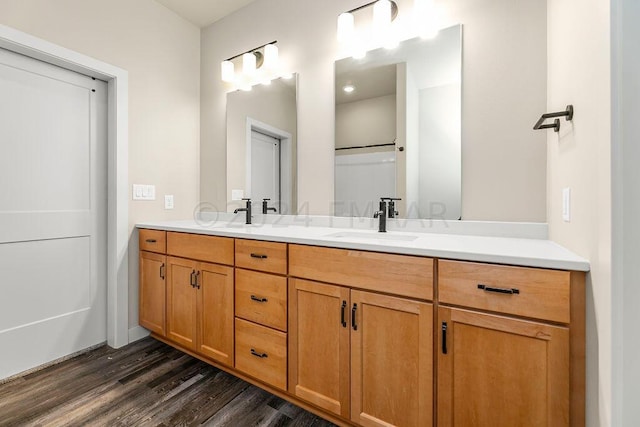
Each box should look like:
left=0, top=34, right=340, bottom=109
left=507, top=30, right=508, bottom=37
left=0, top=337, right=335, bottom=427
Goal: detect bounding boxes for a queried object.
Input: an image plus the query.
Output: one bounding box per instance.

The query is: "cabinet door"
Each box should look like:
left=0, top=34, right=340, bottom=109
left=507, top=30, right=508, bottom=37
left=166, top=256, right=198, bottom=350
left=351, top=290, right=433, bottom=427
left=197, top=262, right=234, bottom=367
left=288, top=278, right=351, bottom=419
left=139, top=251, right=166, bottom=336
left=437, top=307, right=569, bottom=427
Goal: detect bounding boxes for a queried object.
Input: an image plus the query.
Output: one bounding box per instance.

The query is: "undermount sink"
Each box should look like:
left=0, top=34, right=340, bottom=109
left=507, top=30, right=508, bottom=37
left=325, top=231, right=418, bottom=242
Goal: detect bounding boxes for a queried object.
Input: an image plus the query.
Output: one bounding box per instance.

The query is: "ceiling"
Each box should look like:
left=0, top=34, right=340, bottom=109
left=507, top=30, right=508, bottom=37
left=335, top=64, right=397, bottom=104
left=155, top=0, right=259, bottom=28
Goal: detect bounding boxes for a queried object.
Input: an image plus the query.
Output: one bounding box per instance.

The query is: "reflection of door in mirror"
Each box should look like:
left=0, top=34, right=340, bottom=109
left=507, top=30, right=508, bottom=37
left=226, top=77, right=297, bottom=215
left=334, top=25, right=462, bottom=220
left=250, top=130, right=280, bottom=212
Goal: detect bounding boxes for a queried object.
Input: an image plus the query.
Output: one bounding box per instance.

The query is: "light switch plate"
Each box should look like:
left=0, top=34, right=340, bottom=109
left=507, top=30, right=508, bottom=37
left=562, top=187, right=571, bottom=222
left=164, top=195, right=174, bottom=210
left=231, top=189, right=244, bottom=201
left=133, top=184, right=156, bottom=201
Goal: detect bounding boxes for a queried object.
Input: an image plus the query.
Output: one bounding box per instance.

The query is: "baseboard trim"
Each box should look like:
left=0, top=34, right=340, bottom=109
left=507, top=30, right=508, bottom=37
left=128, top=325, right=150, bottom=343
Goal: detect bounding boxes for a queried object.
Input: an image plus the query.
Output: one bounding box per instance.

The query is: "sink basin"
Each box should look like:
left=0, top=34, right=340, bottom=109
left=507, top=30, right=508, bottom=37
left=325, top=231, right=418, bottom=242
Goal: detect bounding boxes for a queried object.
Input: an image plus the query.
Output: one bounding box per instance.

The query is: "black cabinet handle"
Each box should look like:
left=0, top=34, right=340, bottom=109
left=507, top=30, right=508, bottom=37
left=341, top=300, right=347, bottom=328
left=351, top=303, right=358, bottom=331
left=190, top=270, right=196, bottom=288
left=250, top=295, right=268, bottom=303
left=477, top=284, right=520, bottom=295
left=250, top=349, right=268, bottom=358
left=250, top=253, right=268, bottom=259
left=442, top=322, right=448, bottom=354
left=145, top=239, right=157, bottom=243
left=159, top=263, right=165, bottom=280
left=194, top=271, right=201, bottom=289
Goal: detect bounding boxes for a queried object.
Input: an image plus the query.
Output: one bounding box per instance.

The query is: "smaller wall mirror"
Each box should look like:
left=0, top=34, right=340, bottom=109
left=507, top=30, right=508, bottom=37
left=226, top=76, right=297, bottom=214
left=334, top=25, right=461, bottom=220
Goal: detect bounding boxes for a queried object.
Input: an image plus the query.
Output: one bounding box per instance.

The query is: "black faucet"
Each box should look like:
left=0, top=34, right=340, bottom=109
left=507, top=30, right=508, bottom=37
left=387, top=197, right=401, bottom=218
left=262, top=198, right=277, bottom=214
left=233, top=198, right=252, bottom=224
left=373, top=198, right=387, bottom=233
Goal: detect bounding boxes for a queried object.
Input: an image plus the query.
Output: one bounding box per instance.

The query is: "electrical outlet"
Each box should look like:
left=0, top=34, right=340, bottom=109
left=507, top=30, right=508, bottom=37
left=562, top=187, right=571, bottom=222
left=164, top=195, right=174, bottom=210
left=133, top=184, right=156, bottom=201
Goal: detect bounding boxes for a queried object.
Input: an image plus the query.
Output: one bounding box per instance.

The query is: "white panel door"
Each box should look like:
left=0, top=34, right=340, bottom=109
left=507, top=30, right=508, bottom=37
left=251, top=130, right=280, bottom=207
left=0, top=48, right=107, bottom=379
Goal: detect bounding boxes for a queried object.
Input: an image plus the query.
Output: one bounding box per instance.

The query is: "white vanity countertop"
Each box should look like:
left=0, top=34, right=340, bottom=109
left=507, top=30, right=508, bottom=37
left=136, top=218, right=590, bottom=272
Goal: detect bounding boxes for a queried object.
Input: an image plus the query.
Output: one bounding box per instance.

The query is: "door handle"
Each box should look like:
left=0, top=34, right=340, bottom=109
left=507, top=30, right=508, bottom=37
left=159, top=263, right=165, bottom=280
left=477, top=284, right=520, bottom=295
left=352, top=303, right=358, bottom=331
left=442, top=322, right=448, bottom=354
left=250, top=295, right=268, bottom=303
left=250, top=349, right=268, bottom=358
left=341, top=300, right=347, bottom=328
left=194, top=271, right=201, bottom=289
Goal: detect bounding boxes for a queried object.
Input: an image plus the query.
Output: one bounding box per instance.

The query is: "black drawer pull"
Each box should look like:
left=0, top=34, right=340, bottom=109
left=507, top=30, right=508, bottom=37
left=351, top=303, right=358, bottom=331
left=250, top=253, right=268, bottom=259
left=250, top=349, right=268, bottom=358
left=477, top=284, right=520, bottom=295
left=250, top=295, right=268, bottom=303
left=442, top=322, right=448, bottom=354
left=341, top=300, right=347, bottom=328
left=145, top=239, right=157, bottom=243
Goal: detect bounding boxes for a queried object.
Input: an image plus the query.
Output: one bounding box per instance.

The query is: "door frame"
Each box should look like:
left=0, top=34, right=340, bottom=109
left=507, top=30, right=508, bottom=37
left=245, top=117, right=293, bottom=213
left=0, top=24, right=129, bottom=348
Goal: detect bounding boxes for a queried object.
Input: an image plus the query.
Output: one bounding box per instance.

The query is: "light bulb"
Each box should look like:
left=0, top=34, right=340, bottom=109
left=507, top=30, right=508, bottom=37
left=373, top=0, right=392, bottom=34
left=414, top=0, right=439, bottom=39
left=264, top=44, right=279, bottom=70
left=242, top=52, right=257, bottom=76
left=221, top=60, right=235, bottom=82
left=337, top=12, right=355, bottom=43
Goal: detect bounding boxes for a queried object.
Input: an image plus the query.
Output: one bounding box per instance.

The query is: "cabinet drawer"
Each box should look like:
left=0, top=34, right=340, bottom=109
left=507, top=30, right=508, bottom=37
left=235, top=239, right=287, bottom=275
left=235, top=269, right=287, bottom=331
left=166, top=232, right=234, bottom=265
left=235, top=318, right=287, bottom=390
left=139, top=229, right=166, bottom=253
left=438, top=260, right=571, bottom=323
left=289, top=244, right=433, bottom=300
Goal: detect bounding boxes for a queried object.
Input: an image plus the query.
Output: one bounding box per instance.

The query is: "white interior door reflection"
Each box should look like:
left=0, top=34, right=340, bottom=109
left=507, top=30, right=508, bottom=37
left=245, top=118, right=293, bottom=214
left=250, top=130, right=280, bottom=210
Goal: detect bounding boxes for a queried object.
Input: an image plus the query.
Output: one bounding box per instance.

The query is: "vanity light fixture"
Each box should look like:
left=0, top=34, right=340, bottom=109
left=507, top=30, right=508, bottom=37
left=220, top=41, right=288, bottom=90
left=337, top=0, right=441, bottom=56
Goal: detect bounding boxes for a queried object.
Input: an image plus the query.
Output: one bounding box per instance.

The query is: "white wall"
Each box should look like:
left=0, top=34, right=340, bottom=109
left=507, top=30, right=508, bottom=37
left=200, top=0, right=547, bottom=221
left=419, top=83, right=461, bottom=219
left=611, top=0, right=640, bottom=425
left=226, top=80, right=297, bottom=211
left=547, top=0, right=611, bottom=425
left=335, top=95, right=396, bottom=149
left=0, top=0, right=201, bottom=332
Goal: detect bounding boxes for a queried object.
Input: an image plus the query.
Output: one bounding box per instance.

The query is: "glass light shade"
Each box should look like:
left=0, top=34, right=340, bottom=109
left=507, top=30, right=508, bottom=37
left=414, top=0, right=439, bottom=39
left=263, top=44, right=279, bottom=70
left=221, top=60, right=235, bottom=82
left=242, top=52, right=257, bottom=76
left=373, top=0, right=392, bottom=33
left=337, top=12, right=355, bottom=43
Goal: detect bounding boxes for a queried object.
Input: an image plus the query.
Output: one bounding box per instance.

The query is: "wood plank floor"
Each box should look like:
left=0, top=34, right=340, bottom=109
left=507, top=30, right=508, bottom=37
left=0, top=337, right=335, bottom=427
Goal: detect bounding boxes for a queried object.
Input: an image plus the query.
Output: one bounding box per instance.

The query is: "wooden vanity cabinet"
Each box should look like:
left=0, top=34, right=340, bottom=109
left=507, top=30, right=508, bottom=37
left=139, top=251, right=166, bottom=336
left=437, top=260, right=585, bottom=427
left=288, top=244, right=434, bottom=427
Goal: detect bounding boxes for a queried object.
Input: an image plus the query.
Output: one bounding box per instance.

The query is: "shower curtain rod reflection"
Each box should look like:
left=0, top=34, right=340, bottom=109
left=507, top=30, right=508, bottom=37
left=335, top=141, right=399, bottom=151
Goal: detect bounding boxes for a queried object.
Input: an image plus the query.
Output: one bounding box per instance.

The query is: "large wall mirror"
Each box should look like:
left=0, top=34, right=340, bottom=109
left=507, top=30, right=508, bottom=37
left=334, top=25, right=461, bottom=220
left=226, top=76, right=297, bottom=214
